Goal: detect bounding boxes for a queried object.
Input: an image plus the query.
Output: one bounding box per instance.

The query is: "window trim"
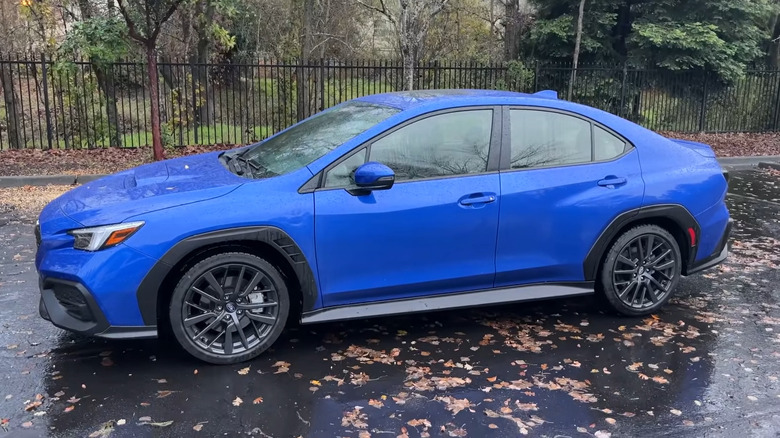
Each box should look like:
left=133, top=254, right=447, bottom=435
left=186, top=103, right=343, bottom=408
left=303, top=106, right=503, bottom=193
left=499, top=106, right=635, bottom=173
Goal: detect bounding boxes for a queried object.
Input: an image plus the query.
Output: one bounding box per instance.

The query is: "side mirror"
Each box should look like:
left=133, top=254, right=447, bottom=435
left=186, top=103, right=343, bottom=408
left=349, top=162, right=394, bottom=195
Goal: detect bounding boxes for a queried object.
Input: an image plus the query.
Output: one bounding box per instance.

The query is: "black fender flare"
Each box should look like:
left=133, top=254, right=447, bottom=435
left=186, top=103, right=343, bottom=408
left=582, top=204, right=700, bottom=281
left=136, top=226, right=318, bottom=325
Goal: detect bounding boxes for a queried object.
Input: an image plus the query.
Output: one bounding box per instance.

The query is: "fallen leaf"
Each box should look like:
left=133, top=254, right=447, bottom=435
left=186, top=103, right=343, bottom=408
left=22, top=421, right=32, bottom=428
left=407, top=419, right=432, bottom=428
left=63, top=406, right=75, bottom=413
left=310, top=380, right=321, bottom=386
left=232, top=397, right=243, bottom=407
left=237, top=367, right=250, bottom=375
left=670, top=409, right=682, bottom=416
left=488, top=423, right=498, bottom=429
left=368, top=399, right=384, bottom=408
left=252, top=397, right=263, bottom=405
left=116, top=419, right=126, bottom=426
left=147, top=421, right=174, bottom=427
left=605, top=418, right=616, bottom=425
left=652, top=376, right=669, bottom=384
left=193, top=423, right=204, bottom=432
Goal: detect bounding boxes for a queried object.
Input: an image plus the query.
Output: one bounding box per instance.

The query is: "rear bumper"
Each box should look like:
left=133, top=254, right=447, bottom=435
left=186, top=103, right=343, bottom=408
left=686, top=218, right=732, bottom=275
left=39, top=278, right=157, bottom=339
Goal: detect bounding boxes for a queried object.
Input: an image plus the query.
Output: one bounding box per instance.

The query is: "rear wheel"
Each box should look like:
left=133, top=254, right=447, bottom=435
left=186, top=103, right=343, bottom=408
left=169, top=252, right=289, bottom=364
left=599, top=225, right=681, bottom=316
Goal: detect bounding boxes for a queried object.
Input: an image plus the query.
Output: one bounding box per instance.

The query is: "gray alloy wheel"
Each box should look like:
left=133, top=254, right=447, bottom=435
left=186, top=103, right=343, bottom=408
left=599, top=224, right=682, bottom=316
left=169, top=252, right=289, bottom=364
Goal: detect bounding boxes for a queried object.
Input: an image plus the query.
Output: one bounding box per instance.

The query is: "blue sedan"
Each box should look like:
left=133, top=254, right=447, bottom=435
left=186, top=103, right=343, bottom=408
left=35, top=89, right=732, bottom=364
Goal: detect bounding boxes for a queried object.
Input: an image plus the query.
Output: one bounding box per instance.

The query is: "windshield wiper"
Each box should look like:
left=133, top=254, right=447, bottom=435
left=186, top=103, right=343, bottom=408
left=221, top=152, right=255, bottom=178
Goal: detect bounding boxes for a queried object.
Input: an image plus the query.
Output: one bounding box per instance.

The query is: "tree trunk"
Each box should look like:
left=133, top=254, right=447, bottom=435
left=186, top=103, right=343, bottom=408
left=769, top=12, right=780, bottom=70
left=78, top=0, right=121, bottom=147
left=0, top=61, right=21, bottom=149
left=568, top=0, right=586, bottom=101
left=503, top=0, right=521, bottom=61
left=296, top=0, right=315, bottom=121
left=190, top=0, right=214, bottom=128
left=93, top=66, right=122, bottom=147
left=147, top=47, right=165, bottom=161
left=402, top=51, right=415, bottom=91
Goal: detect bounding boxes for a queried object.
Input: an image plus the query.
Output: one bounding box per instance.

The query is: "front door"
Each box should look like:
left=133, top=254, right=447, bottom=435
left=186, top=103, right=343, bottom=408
left=314, top=108, right=501, bottom=307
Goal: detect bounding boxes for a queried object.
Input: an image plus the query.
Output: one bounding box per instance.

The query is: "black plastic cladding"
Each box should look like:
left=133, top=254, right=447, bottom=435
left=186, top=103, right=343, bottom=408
left=135, top=226, right=318, bottom=326
left=583, top=204, right=701, bottom=281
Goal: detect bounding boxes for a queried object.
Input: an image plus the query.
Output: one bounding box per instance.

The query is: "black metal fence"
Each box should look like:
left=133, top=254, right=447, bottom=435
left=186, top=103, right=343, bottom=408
left=1, top=55, right=780, bottom=150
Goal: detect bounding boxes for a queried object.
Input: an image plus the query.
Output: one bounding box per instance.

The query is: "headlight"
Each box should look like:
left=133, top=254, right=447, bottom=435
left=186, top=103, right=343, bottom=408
left=68, top=221, right=144, bottom=251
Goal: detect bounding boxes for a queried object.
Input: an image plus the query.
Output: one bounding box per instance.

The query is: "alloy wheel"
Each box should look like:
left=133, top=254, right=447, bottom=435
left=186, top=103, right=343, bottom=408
left=182, top=264, right=279, bottom=356
left=611, top=233, right=677, bottom=310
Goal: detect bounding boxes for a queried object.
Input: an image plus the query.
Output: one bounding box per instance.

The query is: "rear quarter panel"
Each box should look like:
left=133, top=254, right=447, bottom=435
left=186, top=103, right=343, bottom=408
left=631, top=130, right=729, bottom=261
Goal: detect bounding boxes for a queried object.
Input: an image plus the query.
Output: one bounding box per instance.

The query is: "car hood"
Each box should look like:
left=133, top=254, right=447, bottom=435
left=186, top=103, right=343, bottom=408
left=48, top=152, right=245, bottom=227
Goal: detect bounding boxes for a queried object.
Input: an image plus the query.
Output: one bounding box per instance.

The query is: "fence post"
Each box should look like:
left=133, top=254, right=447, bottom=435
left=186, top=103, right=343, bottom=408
left=40, top=53, right=54, bottom=150
left=619, top=63, right=628, bottom=118
left=319, top=59, right=325, bottom=111
left=773, top=72, right=780, bottom=131
left=533, top=60, right=540, bottom=92
left=433, top=60, right=441, bottom=89
left=698, top=71, right=708, bottom=132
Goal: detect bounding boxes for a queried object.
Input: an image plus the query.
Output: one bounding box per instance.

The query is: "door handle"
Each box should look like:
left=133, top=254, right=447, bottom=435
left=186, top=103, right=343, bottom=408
left=597, top=176, right=627, bottom=187
left=459, top=195, right=496, bottom=206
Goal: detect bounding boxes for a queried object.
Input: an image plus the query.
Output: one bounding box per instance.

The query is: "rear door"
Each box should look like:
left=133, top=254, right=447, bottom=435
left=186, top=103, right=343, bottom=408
left=495, top=107, right=645, bottom=287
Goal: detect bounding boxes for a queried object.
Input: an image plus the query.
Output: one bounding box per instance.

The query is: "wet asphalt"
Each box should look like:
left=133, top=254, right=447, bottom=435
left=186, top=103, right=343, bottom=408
left=0, top=169, right=779, bottom=438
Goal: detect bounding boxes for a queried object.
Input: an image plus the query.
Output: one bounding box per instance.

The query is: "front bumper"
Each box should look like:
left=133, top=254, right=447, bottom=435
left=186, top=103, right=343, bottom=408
left=39, top=278, right=157, bottom=339
left=686, top=218, right=733, bottom=275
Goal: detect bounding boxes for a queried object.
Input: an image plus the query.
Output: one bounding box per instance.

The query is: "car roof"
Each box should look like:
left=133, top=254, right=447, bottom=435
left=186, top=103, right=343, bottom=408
left=354, top=89, right=559, bottom=110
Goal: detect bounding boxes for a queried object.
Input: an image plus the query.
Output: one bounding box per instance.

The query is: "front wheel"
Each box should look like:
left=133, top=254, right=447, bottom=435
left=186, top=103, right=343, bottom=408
left=599, top=225, right=682, bottom=316
left=169, top=252, right=290, bottom=364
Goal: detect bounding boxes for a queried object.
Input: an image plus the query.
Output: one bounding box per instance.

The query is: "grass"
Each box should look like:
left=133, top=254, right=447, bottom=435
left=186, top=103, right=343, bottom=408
left=32, top=124, right=272, bottom=149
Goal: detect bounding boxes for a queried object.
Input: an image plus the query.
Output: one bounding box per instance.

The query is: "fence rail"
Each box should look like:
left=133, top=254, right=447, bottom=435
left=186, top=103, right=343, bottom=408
left=1, top=55, right=780, bottom=150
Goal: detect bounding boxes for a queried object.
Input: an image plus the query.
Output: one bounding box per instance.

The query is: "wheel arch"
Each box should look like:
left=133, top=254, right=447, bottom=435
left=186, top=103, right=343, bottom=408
left=583, top=204, right=700, bottom=281
left=136, top=226, right=318, bottom=327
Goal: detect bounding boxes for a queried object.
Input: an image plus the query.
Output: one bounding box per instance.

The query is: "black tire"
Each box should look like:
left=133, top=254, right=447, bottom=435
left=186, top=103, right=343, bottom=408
left=169, top=252, right=290, bottom=364
left=599, top=225, right=682, bottom=316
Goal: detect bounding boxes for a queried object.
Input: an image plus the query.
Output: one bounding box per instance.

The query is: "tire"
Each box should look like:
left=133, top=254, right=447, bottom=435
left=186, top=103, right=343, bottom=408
left=169, top=252, right=290, bottom=364
left=599, top=224, right=682, bottom=316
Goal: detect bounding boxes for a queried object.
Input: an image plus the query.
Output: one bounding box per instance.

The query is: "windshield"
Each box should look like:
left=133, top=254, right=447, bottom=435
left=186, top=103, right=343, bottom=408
left=239, top=102, right=399, bottom=177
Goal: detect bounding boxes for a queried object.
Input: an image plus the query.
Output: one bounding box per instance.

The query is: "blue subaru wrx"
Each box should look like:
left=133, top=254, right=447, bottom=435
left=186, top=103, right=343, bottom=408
left=35, top=90, right=732, bottom=364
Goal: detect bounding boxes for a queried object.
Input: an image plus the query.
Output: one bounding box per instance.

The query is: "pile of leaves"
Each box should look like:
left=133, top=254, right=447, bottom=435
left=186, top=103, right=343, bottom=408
left=660, top=132, right=780, bottom=157
left=0, top=145, right=231, bottom=177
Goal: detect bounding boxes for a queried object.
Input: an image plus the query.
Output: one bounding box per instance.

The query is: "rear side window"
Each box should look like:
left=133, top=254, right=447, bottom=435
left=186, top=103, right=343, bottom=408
left=509, top=109, right=627, bottom=169
left=594, top=125, right=626, bottom=161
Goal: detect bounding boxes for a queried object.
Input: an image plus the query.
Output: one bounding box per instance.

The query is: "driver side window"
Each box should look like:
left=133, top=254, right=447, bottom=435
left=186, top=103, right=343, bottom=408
left=324, top=148, right=367, bottom=188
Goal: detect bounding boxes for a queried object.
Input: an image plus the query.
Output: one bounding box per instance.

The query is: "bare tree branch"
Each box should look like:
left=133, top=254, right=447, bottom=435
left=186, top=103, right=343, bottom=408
left=116, top=0, right=149, bottom=44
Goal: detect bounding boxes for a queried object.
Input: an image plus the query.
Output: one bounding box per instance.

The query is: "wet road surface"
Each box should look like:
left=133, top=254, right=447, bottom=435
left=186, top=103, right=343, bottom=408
left=0, top=169, right=779, bottom=438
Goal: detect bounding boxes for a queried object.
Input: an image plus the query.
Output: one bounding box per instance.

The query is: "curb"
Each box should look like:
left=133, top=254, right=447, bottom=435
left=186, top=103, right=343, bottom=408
left=758, top=161, right=780, bottom=171
left=717, top=155, right=780, bottom=170
left=0, top=174, right=107, bottom=188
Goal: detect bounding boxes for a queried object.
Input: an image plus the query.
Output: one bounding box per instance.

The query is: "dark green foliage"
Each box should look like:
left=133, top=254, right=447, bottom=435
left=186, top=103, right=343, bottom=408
left=526, top=0, right=775, bottom=82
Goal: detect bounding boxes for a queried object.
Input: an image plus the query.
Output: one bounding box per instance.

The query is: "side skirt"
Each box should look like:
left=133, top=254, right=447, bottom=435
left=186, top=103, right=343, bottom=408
left=300, top=282, right=595, bottom=324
